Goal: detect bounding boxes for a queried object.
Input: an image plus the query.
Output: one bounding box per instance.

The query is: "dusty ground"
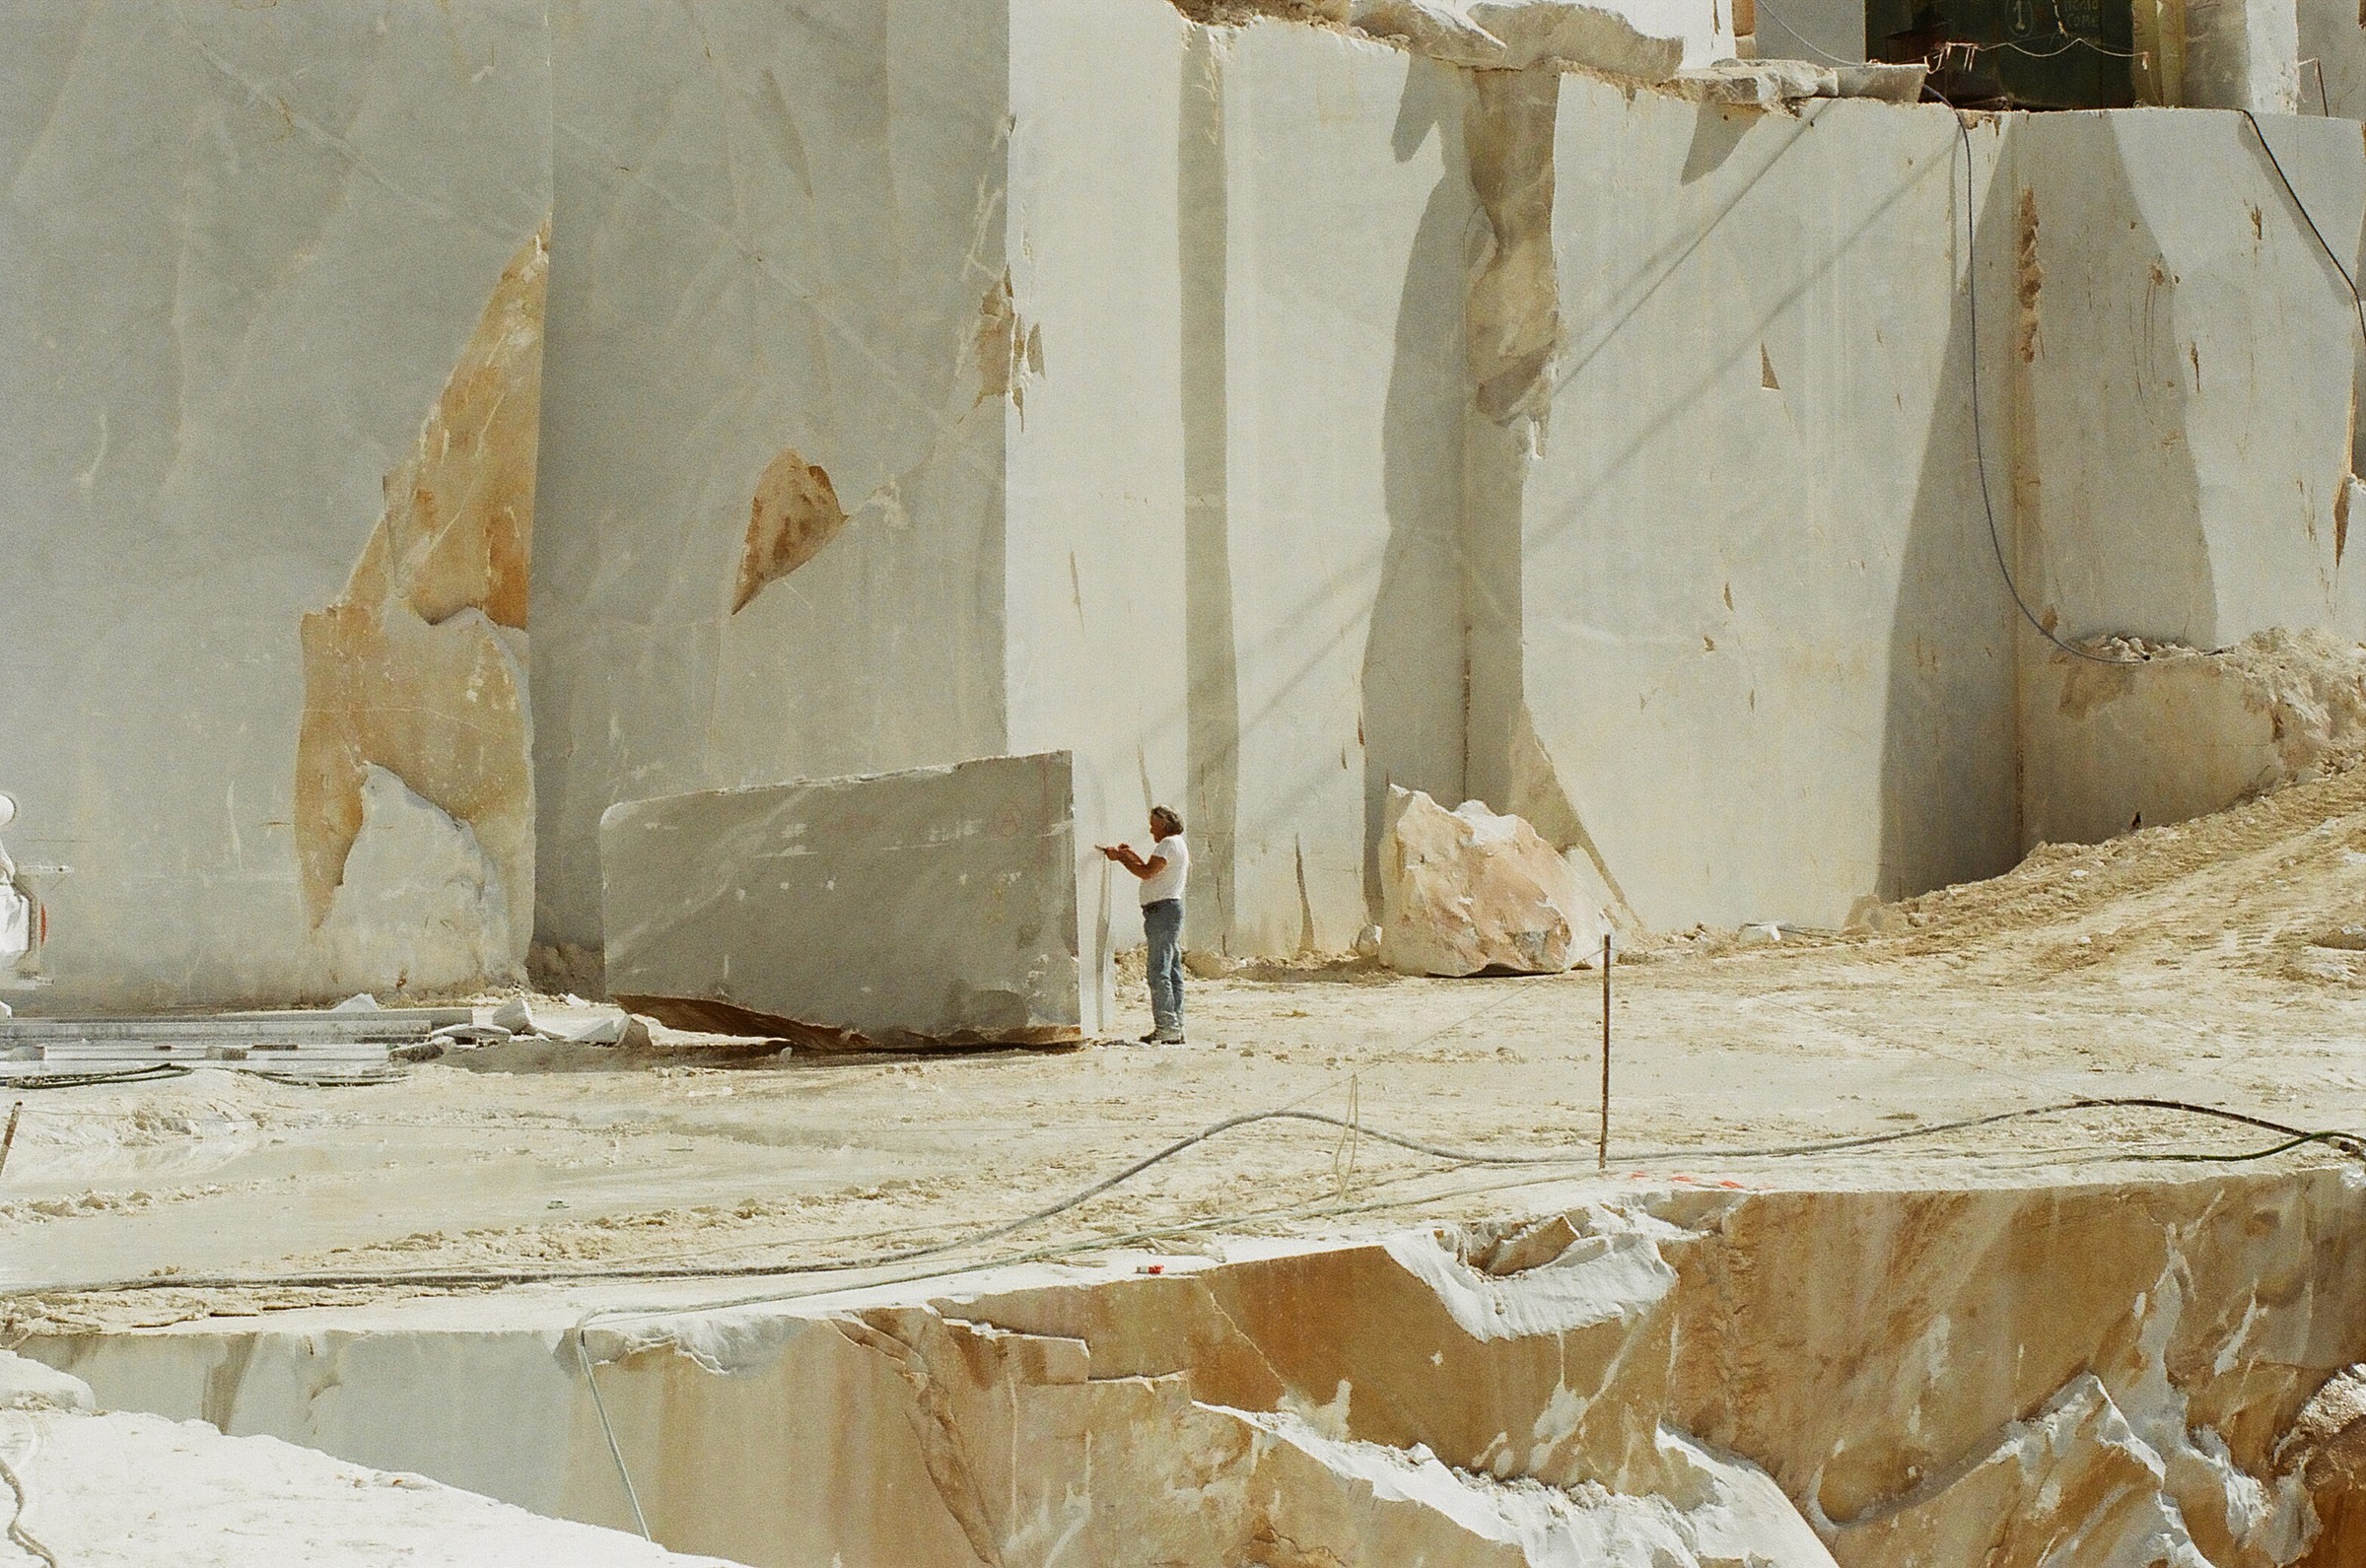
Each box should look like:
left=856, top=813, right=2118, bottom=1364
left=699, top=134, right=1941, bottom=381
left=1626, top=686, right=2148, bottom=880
left=12, top=767, right=2366, bottom=1333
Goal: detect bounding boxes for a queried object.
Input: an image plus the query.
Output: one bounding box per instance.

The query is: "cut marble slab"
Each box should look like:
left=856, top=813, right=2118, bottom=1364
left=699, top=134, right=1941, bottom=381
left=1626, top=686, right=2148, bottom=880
left=600, top=753, right=1082, bottom=1051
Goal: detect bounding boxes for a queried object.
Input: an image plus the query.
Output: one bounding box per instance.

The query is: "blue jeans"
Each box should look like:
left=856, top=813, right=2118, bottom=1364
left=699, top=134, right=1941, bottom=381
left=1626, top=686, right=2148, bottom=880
left=1144, top=899, right=1184, bottom=1037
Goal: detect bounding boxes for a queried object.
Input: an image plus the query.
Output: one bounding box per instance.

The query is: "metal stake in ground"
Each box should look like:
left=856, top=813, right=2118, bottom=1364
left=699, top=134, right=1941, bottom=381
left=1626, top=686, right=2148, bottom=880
left=1598, top=933, right=1611, bottom=1172
left=0, top=1102, right=20, bottom=1179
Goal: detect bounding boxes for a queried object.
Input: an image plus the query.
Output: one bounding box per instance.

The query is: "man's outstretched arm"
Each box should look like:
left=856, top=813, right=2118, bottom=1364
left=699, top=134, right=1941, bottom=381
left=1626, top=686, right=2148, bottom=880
left=1096, top=844, right=1168, bottom=882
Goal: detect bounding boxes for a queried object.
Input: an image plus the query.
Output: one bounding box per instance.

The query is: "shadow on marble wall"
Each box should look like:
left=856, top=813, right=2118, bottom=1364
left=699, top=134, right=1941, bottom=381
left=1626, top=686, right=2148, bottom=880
left=1179, top=28, right=1241, bottom=954
left=1360, top=60, right=1475, bottom=927
left=1874, top=128, right=2023, bottom=905
left=1874, top=122, right=2207, bottom=901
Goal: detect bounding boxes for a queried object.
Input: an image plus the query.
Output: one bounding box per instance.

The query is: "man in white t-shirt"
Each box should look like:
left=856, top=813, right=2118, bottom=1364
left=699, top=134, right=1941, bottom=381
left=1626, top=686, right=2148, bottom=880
left=1098, top=805, right=1190, bottom=1044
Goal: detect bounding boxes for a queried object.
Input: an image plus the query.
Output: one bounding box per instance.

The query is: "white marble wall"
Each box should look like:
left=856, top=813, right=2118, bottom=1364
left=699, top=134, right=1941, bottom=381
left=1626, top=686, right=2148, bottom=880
left=0, top=0, right=550, bottom=1008
left=2294, top=0, right=2366, bottom=116
left=2012, top=109, right=2366, bottom=650
left=1004, top=0, right=1195, bottom=1021
left=21, top=4, right=2366, bottom=1010
left=1507, top=88, right=2021, bottom=930
left=534, top=6, right=1472, bottom=976
left=1202, top=24, right=1474, bottom=954
left=2181, top=0, right=2305, bottom=111
left=528, top=0, right=1016, bottom=952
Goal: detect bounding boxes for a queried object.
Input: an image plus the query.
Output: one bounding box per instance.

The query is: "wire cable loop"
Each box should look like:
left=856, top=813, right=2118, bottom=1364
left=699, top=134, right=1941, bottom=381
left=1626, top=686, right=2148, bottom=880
left=1952, top=116, right=2144, bottom=666
left=19, top=1094, right=2356, bottom=1298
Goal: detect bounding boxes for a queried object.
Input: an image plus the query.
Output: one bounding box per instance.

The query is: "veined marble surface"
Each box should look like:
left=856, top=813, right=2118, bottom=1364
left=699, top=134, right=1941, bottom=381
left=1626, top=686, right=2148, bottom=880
left=600, top=751, right=1083, bottom=1048
left=0, top=0, right=551, bottom=1007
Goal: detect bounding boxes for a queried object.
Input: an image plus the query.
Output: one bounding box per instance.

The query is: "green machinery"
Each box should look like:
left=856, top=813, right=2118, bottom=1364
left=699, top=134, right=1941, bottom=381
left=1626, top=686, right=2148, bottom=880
left=1866, top=0, right=2137, bottom=107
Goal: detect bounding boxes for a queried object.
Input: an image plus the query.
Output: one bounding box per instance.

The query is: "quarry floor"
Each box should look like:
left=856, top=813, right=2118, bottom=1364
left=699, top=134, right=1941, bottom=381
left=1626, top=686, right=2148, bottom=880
left=12, top=768, right=2366, bottom=1335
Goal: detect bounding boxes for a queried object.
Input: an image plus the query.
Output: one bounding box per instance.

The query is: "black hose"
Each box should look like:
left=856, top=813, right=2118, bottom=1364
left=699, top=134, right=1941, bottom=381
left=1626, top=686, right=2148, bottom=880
left=0, top=1064, right=192, bottom=1091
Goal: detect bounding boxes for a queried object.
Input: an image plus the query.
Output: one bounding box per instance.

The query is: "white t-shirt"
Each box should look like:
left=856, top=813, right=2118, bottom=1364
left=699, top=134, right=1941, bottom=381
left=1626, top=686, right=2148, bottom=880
left=1138, top=832, right=1189, bottom=906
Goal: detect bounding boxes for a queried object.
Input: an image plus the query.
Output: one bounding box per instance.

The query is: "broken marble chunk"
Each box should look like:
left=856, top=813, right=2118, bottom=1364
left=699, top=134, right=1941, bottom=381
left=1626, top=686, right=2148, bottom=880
left=1833, top=62, right=1927, bottom=102
left=1348, top=0, right=1692, bottom=76
left=600, top=753, right=1083, bottom=1051
left=1668, top=59, right=1839, bottom=105
left=1465, top=0, right=1686, bottom=78
left=489, top=995, right=538, bottom=1036
left=1379, top=787, right=1604, bottom=976
left=2282, top=1365, right=2366, bottom=1489
left=1349, top=0, right=1515, bottom=65
left=731, top=446, right=849, bottom=614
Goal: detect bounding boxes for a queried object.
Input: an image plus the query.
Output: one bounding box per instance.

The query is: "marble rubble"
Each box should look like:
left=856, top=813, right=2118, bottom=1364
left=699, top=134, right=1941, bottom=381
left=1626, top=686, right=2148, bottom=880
left=8, top=0, right=2366, bottom=1008
left=1379, top=786, right=1603, bottom=975
left=29, top=1169, right=2366, bottom=1567
left=599, top=753, right=1092, bottom=1048
left=2024, top=628, right=2366, bottom=847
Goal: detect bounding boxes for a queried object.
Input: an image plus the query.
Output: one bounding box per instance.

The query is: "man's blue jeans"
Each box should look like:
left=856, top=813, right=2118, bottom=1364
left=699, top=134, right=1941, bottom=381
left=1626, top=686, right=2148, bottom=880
left=1144, top=898, right=1184, bottom=1039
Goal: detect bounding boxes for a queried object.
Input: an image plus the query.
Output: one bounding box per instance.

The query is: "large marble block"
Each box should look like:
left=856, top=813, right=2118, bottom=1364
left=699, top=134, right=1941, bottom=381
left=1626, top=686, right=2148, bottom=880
left=1498, top=86, right=2021, bottom=932
left=600, top=753, right=1083, bottom=1049
left=2011, top=109, right=2366, bottom=651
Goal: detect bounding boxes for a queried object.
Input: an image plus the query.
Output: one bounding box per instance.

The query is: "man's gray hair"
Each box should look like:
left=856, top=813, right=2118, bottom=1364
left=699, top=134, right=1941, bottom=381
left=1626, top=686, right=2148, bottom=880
left=1150, top=804, right=1183, bottom=835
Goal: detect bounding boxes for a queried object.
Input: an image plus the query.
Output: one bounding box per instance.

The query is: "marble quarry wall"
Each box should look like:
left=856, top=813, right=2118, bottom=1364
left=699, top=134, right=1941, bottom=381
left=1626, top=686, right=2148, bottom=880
left=14, top=1, right=2366, bottom=1005
left=2012, top=111, right=2366, bottom=655
left=528, top=0, right=1018, bottom=965
left=1496, top=90, right=2019, bottom=931
left=1502, top=95, right=2366, bottom=929
left=0, top=0, right=551, bottom=1009
left=2012, top=110, right=2366, bottom=855
left=2298, top=0, right=2366, bottom=118
left=1001, top=0, right=1191, bottom=992
left=1179, top=25, right=1476, bottom=955
left=31, top=1171, right=2366, bottom=1566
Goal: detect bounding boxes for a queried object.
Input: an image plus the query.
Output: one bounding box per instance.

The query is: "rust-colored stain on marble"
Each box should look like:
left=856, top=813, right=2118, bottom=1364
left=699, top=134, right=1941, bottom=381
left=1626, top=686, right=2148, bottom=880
left=731, top=445, right=849, bottom=614
left=295, top=226, right=547, bottom=942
